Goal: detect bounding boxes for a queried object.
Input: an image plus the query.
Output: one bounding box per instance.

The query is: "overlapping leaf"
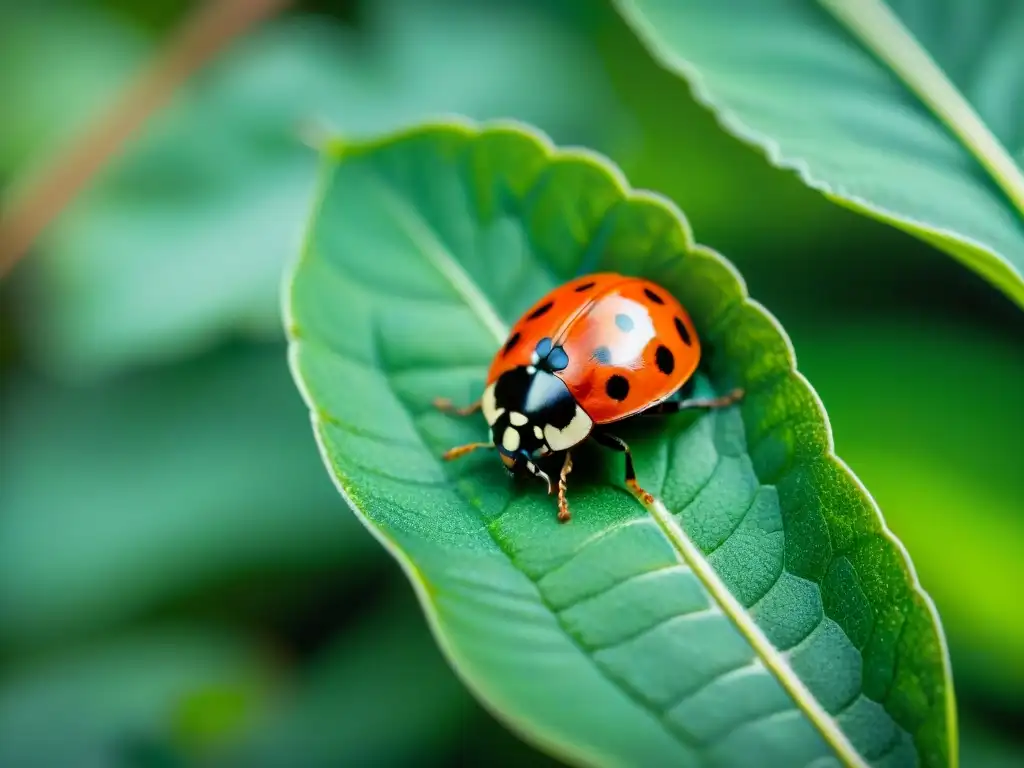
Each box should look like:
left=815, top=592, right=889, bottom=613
left=614, top=0, right=1024, bottom=308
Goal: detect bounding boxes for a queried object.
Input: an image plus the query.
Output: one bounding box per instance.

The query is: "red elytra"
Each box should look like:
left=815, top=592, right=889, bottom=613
left=486, top=272, right=701, bottom=424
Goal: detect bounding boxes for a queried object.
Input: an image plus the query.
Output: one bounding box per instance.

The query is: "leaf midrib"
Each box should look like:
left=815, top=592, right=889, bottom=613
left=645, top=498, right=866, bottom=767
left=369, top=163, right=868, bottom=767
left=819, top=0, right=1024, bottom=221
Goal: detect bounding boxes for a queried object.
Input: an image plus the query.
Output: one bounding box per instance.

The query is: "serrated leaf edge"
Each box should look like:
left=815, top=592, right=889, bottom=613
left=282, top=115, right=956, bottom=768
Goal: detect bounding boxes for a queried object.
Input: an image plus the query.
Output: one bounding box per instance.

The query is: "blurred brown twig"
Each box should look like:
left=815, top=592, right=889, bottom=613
left=0, top=0, right=292, bottom=279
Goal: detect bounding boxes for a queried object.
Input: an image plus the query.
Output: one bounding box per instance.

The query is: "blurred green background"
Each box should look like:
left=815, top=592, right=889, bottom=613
left=1, top=0, right=1021, bottom=765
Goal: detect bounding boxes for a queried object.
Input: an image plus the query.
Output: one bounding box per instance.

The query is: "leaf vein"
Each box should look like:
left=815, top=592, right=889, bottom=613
left=660, top=660, right=763, bottom=717
left=368, top=171, right=508, bottom=343
left=704, top=484, right=761, bottom=558
left=554, top=563, right=693, bottom=615
left=643, top=498, right=867, bottom=766
left=534, top=517, right=656, bottom=583
left=591, top=606, right=721, bottom=653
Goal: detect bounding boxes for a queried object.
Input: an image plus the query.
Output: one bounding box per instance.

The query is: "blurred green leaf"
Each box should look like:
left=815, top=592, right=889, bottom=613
left=796, top=318, right=1024, bottom=706
left=286, top=120, right=953, bottom=767
left=227, top=588, right=473, bottom=767
left=0, top=5, right=148, bottom=182
left=958, top=717, right=1024, bottom=768
left=614, top=0, right=1024, bottom=309
left=0, top=625, right=272, bottom=767
left=7, top=0, right=628, bottom=380
left=0, top=343, right=373, bottom=649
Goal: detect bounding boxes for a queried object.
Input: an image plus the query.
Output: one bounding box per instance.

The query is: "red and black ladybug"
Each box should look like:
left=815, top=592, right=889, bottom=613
left=436, top=272, right=743, bottom=522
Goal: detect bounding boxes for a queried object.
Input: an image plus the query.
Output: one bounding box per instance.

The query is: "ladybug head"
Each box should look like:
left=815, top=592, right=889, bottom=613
left=481, top=364, right=593, bottom=490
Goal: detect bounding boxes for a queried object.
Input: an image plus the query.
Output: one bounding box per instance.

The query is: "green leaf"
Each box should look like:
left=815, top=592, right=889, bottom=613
left=285, top=119, right=954, bottom=767
left=8, top=0, right=628, bottom=380
left=612, top=0, right=1024, bottom=309
left=0, top=344, right=372, bottom=649
left=0, top=625, right=270, bottom=766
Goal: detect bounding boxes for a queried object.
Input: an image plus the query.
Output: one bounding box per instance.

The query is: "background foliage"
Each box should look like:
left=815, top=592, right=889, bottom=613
left=615, top=0, right=1024, bottom=308
left=0, top=0, right=1021, bottom=765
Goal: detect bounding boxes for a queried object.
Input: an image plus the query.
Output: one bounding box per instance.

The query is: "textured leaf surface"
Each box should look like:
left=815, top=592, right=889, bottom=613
left=286, top=120, right=954, bottom=767
left=5, top=0, right=626, bottom=379
left=614, top=0, right=1024, bottom=308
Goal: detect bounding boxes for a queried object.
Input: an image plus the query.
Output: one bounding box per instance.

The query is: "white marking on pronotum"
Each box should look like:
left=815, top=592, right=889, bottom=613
left=533, top=425, right=544, bottom=439
left=481, top=383, right=503, bottom=426
left=501, top=427, right=521, bottom=452
left=544, top=407, right=593, bottom=451
left=526, top=365, right=537, bottom=374
left=509, top=412, right=528, bottom=426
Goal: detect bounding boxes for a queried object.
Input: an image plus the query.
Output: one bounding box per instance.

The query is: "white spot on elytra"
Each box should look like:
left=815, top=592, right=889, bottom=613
left=482, top=383, right=504, bottom=426
left=544, top=407, right=593, bottom=451
left=526, top=365, right=537, bottom=374
left=602, top=297, right=657, bottom=365
left=502, top=427, right=521, bottom=452
left=533, top=425, right=543, bottom=439
left=509, top=412, right=528, bottom=426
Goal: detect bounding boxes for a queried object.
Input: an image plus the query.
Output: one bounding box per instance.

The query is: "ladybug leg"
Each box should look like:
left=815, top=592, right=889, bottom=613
left=557, top=452, right=573, bottom=523
left=591, top=432, right=654, bottom=506
left=433, top=397, right=481, bottom=417
left=646, top=386, right=744, bottom=416
left=442, top=442, right=493, bottom=461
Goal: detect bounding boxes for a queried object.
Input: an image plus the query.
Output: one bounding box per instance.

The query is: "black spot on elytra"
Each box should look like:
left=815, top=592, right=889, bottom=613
left=643, top=288, right=665, bottom=305
left=591, top=346, right=611, bottom=364
left=655, top=345, right=675, bottom=375
left=615, top=313, right=634, bottom=332
left=606, top=375, right=630, bottom=401
left=503, top=332, right=520, bottom=356
left=527, top=300, right=554, bottom=320
left=674, top=316, right=692, bottom=346
left=574, top=281, right=596, bottom=292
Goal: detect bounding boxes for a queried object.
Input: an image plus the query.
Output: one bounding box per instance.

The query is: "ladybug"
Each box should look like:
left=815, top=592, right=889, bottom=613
left=435, top=272, right=743, bottom=522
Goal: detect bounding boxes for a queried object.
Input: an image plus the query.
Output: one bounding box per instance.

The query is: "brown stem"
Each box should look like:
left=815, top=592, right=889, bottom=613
left=0, top=0, right=292, bottom=279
